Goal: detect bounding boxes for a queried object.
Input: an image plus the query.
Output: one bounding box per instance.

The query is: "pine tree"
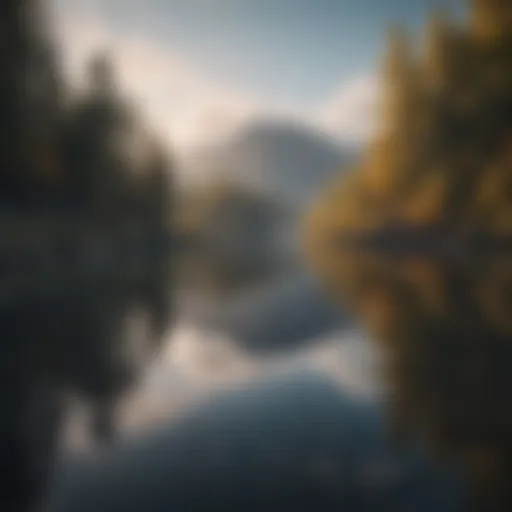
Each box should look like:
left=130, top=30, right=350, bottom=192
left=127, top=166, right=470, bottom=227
left=0, top=3, right=177, bottom=512
left=0, top=0, right=62, bottom=209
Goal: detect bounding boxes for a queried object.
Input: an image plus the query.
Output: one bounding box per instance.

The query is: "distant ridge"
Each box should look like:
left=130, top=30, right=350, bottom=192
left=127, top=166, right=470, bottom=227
left=181, top=119, right=357, bottom=208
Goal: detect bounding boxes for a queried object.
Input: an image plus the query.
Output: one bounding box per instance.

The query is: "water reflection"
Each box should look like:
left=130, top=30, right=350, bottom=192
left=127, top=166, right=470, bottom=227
left=326, top=250, right=512, bottom=510
left=0, top=227, right=175, bottom=509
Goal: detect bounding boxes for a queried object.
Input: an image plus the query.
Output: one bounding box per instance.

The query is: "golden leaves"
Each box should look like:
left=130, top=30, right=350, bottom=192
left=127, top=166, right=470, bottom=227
left=471, top=0, right=512, bottom=42
left=303, top=1, right=512, bottom=506
left=398, top=259, right=447, bottom=314
left=399, top=172, right=447, bottom=226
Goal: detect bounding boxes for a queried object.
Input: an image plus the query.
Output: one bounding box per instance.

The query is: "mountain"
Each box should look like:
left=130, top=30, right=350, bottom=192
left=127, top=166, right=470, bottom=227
left=181, top=119, right=357, bottom=209
left=53, top=372, right=465, bottom=512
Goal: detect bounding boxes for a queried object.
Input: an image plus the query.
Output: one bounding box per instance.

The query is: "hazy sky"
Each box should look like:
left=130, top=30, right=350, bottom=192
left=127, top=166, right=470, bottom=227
left=52, top=0, right=466, bottom=150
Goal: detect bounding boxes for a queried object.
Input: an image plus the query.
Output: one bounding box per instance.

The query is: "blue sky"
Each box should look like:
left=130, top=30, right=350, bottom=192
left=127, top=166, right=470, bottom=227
left=53, top=0, right=466, bottom=150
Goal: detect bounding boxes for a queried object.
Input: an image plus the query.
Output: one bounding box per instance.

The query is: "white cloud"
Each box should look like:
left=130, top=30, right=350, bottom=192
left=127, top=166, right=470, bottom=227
left=315, top=75, right=382, bottom=145
left=57, top=12, right=379, bottom=156
left=57, top=14, right=277, bottom=154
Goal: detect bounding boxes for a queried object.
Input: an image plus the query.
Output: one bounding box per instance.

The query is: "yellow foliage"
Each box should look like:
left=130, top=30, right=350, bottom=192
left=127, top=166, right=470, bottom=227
left=305, top=0, right=512, bottom=259
left=471, top=0, right=512, bottom=41
left=304, top=0, right=512, bottom=507
left=398, top=259, right=447, bottom=314
left=399, top=172, right=446, bottom=225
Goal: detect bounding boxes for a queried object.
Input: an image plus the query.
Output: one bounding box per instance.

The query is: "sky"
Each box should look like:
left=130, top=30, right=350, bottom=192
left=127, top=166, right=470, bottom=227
left=51, top=0, right=466, bottom=152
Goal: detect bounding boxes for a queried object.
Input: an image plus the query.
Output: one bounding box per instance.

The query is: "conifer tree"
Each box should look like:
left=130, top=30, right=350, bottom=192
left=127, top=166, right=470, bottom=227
left=305, top=0, right=512, bottom=508
left=0, top=2, right=177, bottom=511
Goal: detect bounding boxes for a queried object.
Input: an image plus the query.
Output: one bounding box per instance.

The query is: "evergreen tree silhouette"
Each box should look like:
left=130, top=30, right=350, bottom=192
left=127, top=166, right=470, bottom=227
left=0, top=2, right=176, bottom=511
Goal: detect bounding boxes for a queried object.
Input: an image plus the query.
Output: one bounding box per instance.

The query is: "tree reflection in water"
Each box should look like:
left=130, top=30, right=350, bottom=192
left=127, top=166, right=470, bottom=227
left=312, top=250, right=512, bottom=510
